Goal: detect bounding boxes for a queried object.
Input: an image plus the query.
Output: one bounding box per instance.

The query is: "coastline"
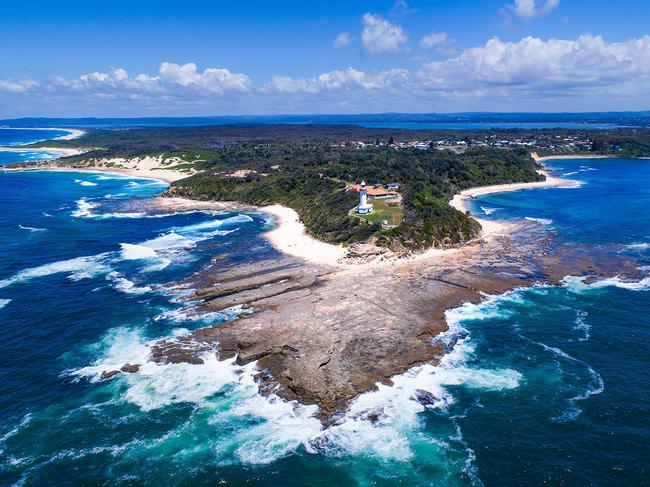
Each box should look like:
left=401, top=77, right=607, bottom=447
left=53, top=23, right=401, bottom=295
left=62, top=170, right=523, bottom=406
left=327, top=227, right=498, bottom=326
left=1, top=163, right=189, bottom=184
left=3, top=153, right=574, bottom=269
left=261, top=204, right=347, bottom=266
left=532, top=153, right=613, bottom=162
left=0, top=146, right=84, bottom=157
left=449, top=168, right=572, bottom=237
left=0, top=126, right=85, bottom=141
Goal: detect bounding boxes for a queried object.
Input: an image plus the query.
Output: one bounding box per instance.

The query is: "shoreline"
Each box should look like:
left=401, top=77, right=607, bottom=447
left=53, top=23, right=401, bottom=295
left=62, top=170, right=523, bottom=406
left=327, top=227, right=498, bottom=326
left=3, top=150, right=583, bottom=270
left=261, top=204, right=347, bottom=266
left=1, top=164, right=188, bottom=184
left=0, top=146, right=85, bottom=157
left=449, top=162, right=575, bottom=238
left=0, top=126, right=86, bottom=141
left=532, top=153, right=613, bottom=162
left=3, top=157, right=572, bottom=269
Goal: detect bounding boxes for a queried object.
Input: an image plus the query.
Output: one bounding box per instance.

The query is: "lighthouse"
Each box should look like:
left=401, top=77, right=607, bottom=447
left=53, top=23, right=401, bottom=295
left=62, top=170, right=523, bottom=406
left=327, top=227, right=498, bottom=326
left=357, top=181, right=374, bottom=214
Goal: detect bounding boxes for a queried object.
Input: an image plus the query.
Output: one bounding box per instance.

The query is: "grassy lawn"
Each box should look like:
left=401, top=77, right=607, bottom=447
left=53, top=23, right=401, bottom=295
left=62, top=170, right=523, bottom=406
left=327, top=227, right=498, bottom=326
left=355, top=198, right=403, bottom=226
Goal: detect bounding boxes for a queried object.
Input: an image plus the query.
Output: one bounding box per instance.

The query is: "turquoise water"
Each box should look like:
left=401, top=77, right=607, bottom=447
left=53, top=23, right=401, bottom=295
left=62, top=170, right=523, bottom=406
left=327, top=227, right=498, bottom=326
left=0, top=130, right=649, bottom=485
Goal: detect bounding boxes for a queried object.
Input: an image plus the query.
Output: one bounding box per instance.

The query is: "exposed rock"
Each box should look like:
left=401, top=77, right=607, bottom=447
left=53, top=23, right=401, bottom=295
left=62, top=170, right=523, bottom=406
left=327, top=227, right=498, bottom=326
left=101, top=370, right=121, bottom=380
left=413, top=389, right=439, bottom=406
left=120, top=363, right=140, bottom=373
left=149, top=243, right=531, bottom=420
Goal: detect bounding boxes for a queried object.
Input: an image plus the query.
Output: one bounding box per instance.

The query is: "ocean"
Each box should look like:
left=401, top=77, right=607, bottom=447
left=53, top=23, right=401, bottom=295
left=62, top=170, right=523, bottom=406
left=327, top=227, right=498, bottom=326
left=0, top=129, right=649, bottom=486
left=0, top=129, right=71, bottom=167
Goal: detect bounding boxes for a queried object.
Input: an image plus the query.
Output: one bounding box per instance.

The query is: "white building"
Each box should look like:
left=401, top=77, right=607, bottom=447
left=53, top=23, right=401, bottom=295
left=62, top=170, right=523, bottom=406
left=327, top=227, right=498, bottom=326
left=356, top=181, right=374, bottom=214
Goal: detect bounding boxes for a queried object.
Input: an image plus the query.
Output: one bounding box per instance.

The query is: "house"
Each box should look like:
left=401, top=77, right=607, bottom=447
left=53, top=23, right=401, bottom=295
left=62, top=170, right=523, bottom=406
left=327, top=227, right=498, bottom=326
left=386, top=182, right=400, bottom=190
left=351, top=184, right=398, bottom=199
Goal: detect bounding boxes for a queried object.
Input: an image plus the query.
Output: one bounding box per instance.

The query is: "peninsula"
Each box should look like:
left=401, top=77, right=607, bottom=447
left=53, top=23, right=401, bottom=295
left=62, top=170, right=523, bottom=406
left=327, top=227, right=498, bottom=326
left=7, top=123, right=647, bottom=418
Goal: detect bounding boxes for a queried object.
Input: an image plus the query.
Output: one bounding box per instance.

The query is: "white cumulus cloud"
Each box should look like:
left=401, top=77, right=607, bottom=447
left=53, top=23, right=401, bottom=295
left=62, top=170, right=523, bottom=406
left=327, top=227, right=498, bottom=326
left=334, top=32, right=353, bottom=48
left=1, top=34, right=649, bottom=115
left=361, top=13, right=408, bottom=55
left=507, top=0, right=560, bottom=20
left=420, top=32, right=456, bottom=53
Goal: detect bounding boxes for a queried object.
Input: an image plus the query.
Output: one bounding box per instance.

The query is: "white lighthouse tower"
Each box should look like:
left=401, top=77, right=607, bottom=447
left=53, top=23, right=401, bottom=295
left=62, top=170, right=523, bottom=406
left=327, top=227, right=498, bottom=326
left=357, top=181, right=374, bottom=214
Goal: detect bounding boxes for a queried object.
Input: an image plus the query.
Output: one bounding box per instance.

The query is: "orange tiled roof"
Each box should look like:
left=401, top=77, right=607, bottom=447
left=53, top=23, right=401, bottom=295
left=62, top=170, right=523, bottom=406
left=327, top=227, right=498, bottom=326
left=351, top=184, right=398, bottom=197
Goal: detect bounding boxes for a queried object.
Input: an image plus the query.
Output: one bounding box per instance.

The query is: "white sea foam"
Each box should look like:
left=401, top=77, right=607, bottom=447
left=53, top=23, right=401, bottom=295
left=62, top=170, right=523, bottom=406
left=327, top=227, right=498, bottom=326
left=480, top=206, right=499, bottom=216
left=574, top=310, right=591, bottom=341
left=154, top=304, right=250, bottom=325
left=562, top=171, right=579, bottom=176
left=106, top=272, right=152, bottom=295
left=563, top=275, right=650, bottom=293
left=18, top=224, right=47, bottom=232
left=524, top=216, right=553, bottom=225
left=71, top=327, right=322, bottom=464
left=118, top=243, right=172, bottom=272
left=95, top=211, right=148, bottom=219
left=96, top=174, right=132, bottom=180
left=139, top=232, right=197, bottom=252
left=0, top=299, right=10, bottom=310
left=0, top=254, right=111, bottom=289
left=623, top=242, right=650, bottom=252
left=313, top=296, right=523, bottom=462
left=175, top=214, right=253, bottom=235
left=74, top=179, right=98, bottom=187
left=71, top=198, right=99, bottom=218
left=72, top=290, right=522, bottom=468
left=558, top=182, right=584, bottom=189
left=527, top=336, right=605, bottom=422
left=120, top=243, right=159, bottom=261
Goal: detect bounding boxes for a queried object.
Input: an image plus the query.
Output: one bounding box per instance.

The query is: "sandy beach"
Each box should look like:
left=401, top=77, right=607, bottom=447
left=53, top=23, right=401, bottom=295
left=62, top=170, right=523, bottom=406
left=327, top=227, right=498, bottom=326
left=2, top=126, right=86, bottom=141
left=2, top=155, right=194, bottom=183
left=262, top=204, right=347, bottom=266
left=0, top=146, right=85, bottom=157
left=449, top=167, right=572, bottom=238
left=4, top=150, right=575, bottom=269
left=532, top=152, right=612, bottom=162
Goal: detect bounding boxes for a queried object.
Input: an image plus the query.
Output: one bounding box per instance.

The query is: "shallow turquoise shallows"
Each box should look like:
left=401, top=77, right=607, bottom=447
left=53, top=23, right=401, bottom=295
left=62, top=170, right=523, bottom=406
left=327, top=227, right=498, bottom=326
left=0, top=130, right=649, bottom=486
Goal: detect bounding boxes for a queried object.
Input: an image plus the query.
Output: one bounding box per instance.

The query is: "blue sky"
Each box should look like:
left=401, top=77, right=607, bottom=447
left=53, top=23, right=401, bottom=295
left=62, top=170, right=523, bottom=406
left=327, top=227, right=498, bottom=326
left=1, top=0, right=649, bottom=116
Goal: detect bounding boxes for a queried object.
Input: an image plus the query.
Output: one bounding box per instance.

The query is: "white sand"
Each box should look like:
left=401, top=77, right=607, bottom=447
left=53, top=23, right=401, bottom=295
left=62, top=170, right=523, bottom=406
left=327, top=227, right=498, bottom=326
left=0, top=146, right=85, bottom=157
left=87, top=156, right=196, bottom=182
left=2, top=127, right=86, bottom=140
left=261, top=204, right=346, bottom=266
left=449, top=166, right=573, bottom=238
left=10, top=155, right=196, bottom=183
left=531, top=152, right=612, bottom=163
left=52, top=128, right=86, bottom=140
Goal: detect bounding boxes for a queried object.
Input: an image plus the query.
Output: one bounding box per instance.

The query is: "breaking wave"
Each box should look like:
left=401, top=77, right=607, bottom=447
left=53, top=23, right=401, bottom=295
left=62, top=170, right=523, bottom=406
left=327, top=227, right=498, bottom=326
left=524, top=216, right=553, bottom=225
left=71, top=198, right=99, bottom=218
left=18, top=224, right=47, bottom=232
left=574, top=310, right=591, bottom=341
left=0, top=254, right=111, bottom=289
left=563, top=275, right=650, bottom=293
left=480, top=206, right=499, bottom=215
left=622, top=242, right=650, bottom=252
left=74, top=179, right=97, bottom=187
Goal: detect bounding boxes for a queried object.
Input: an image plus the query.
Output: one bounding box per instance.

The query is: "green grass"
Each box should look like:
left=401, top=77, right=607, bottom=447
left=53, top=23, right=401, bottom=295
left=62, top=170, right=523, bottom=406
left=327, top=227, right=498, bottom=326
left=355, top=199, right=403, bottom=226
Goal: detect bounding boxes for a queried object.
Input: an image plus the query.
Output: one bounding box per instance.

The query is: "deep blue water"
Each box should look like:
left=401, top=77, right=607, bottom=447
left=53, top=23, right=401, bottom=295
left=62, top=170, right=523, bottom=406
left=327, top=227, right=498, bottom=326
left=356, top=122, right=623, bottom=130
left=0, top=130, right=649, bottom=486
left=1, top=117, right=632, bottom=130
left=0, top=128, right=70, bottom=146
left=0, top=128, right=71, bottom=166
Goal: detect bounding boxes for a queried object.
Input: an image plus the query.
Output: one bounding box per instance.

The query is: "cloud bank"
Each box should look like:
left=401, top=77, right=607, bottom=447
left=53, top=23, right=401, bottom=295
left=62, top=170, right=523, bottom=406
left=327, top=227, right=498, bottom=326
left=1, top=34, right=649, bottom=115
